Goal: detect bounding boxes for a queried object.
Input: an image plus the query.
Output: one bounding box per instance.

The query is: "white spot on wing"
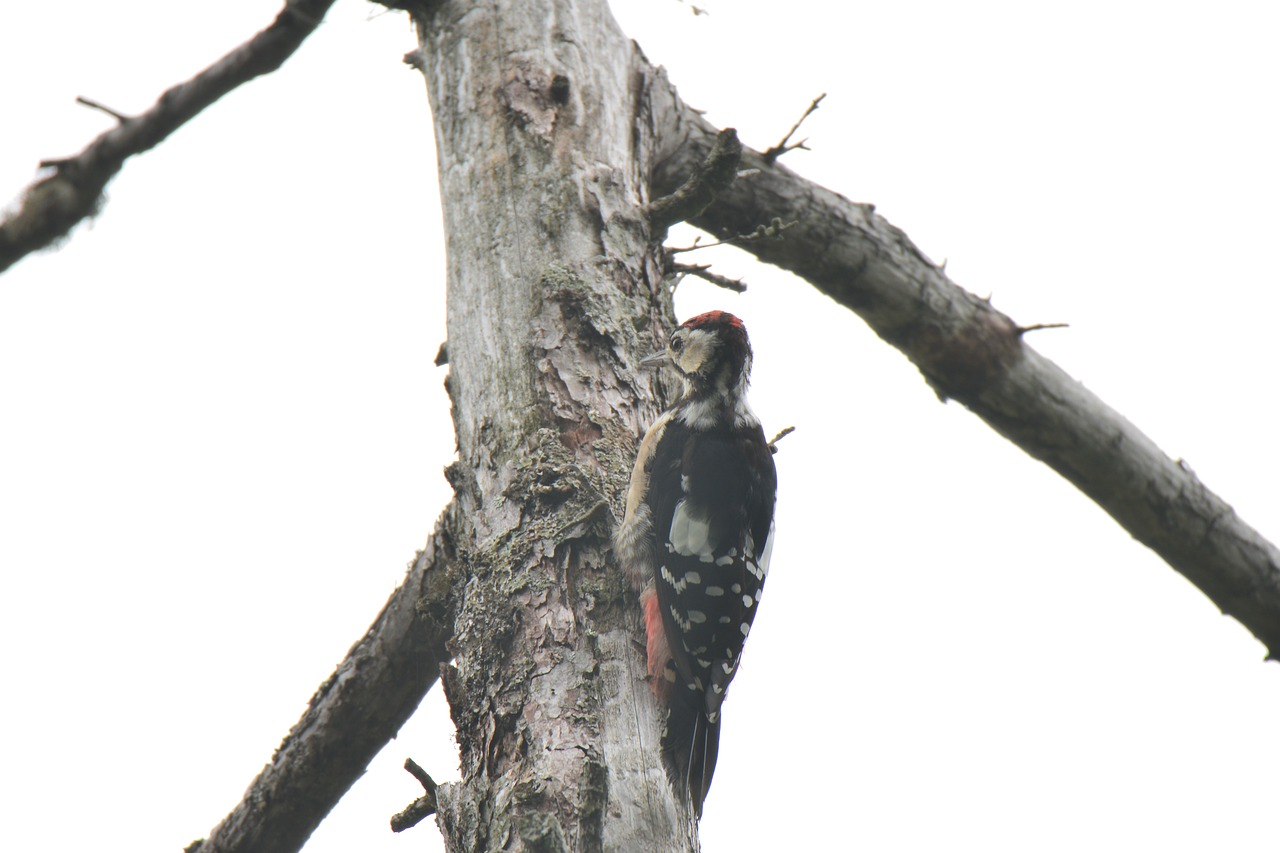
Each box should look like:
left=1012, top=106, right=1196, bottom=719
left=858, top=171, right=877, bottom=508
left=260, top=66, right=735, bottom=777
left=661, top=565, right=689, bottom=593
left=705, top=586, right=725, bottom=597
left=758, top=522, right=776, bottom=580
left=687, top=610, right=707, bottom=624
left=669, top=499, right=715, bottom=557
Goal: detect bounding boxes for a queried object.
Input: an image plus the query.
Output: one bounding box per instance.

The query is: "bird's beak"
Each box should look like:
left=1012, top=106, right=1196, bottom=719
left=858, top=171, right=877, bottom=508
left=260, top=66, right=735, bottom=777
left=639, top=349, right=669, bottom=369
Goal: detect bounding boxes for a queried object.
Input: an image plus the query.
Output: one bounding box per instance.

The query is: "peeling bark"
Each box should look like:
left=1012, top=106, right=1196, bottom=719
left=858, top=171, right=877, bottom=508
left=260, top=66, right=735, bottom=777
left=407, top=0, right=696, bottom=848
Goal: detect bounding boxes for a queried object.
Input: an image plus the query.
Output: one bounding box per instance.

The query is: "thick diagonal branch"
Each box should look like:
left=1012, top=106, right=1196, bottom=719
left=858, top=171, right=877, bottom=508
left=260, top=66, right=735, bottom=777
left=650, top=80, right=1280, bottom=659
left=0, top=0, right=338, bottom=274
left=189, top=513, right=462, bottom=853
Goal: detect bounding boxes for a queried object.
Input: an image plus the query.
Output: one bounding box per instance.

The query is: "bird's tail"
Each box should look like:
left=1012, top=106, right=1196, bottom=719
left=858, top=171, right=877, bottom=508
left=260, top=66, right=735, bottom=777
left=662, top=703, right=721, bottom=818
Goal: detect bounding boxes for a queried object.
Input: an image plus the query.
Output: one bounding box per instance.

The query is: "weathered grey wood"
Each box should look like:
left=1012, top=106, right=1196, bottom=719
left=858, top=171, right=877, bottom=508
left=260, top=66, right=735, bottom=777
left=649, top=83, right=1280, bottom=659
left=408, top=0, right=695, bottom=848
left=15, top=1, right=1270, bottom=849
left=191, top=519, right=460, bottom=853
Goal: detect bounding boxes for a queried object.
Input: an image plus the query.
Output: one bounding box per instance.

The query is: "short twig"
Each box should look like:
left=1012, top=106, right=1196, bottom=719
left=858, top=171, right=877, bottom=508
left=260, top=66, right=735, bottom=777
left=391, top=758, right=439, bottom=833
left=403, top=48, right=428, bottom=72
left=1017, top=322, right=1069, bottom=336
left=391, top=797, right=437, bottom=833
left=767, top=425, right=796, bottom=454
left=675, top=0, right=710, bottom=15
left=763, top=93, right=825, bottom=164
left=740, top=217, right=797, bottom=242
left=672, top=262, right=746, bottom=292
left=668, top=235, right=704, bottom=254
left=646, top=128, right=742, bottom=233
left=669, top=217, right=797, bottom=254
left=404, top=758, right=438, bottom=795
left=75, top=96, right=131, bottom=124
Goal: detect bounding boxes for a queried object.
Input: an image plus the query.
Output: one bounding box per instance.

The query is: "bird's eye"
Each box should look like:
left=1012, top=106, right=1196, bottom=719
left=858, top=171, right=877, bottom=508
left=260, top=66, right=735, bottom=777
left=670, top=334, right=685, bottom=353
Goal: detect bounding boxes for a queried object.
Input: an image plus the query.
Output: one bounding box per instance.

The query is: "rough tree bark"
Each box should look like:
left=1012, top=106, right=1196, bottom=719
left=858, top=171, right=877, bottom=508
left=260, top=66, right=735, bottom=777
left=406, top=1, right=695, bottom=849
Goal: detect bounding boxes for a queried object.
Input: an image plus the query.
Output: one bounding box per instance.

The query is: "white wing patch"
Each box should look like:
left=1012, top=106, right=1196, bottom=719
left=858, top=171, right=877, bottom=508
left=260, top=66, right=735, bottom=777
left=744, top=522, right=775, bottom=582
left=669, top=498, right=716, bottom=558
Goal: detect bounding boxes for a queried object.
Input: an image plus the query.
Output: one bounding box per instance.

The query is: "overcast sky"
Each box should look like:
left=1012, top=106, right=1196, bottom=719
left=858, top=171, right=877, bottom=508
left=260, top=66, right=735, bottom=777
left=3, top=2, right=1279, bottom=851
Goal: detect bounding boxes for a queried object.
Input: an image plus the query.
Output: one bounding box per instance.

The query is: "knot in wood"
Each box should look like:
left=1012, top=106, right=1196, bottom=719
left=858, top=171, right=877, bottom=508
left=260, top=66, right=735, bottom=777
left=912, top=306, right=1023, bottom=401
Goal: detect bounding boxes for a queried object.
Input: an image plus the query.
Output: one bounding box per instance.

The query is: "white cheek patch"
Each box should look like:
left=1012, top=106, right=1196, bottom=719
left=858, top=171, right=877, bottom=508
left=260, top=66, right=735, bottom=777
left=669, top=498, right=716, bottom=558
left=674, top=329, right=716, bottom=376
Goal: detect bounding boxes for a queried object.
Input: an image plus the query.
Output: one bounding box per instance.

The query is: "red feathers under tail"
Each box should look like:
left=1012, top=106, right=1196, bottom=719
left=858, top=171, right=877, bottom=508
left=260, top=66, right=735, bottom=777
left=641, top=583, right=722, bottom=817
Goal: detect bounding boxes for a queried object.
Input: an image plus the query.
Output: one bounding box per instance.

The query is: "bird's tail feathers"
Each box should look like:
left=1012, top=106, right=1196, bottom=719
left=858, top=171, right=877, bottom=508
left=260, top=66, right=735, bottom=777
left=662, top=704, right=721, bottom=818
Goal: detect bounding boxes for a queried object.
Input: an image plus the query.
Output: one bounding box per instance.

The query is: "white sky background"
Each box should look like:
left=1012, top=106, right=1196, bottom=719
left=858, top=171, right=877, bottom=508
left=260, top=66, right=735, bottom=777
left=2, top=1, right=1278, bottom=850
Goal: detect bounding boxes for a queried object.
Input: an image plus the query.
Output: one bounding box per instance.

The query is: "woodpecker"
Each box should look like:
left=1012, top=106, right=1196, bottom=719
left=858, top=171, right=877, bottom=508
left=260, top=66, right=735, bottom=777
left=614, top=310, right=777, bottom=818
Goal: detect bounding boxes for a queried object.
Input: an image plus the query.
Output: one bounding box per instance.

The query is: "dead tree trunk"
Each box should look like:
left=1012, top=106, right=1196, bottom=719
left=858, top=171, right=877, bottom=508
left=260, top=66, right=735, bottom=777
left=406, top=0, right=697, bottom=848
left=9, top=1, right=1269, bottom=849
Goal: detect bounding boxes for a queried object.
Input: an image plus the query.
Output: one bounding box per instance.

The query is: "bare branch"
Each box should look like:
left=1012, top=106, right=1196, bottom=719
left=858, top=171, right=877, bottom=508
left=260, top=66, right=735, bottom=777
left=671, top=262, right=747, bottom=292
left=762, top=93, right=825, bottom=164
left=667, top=216, right=796, bottom=254
left=650, top=81, right=1280, bottom=660
left=647, top=127, right=742, bottom=233
left=391, top=795, right=439, bottom=834
left=391, top=758, right=440, bottom=833
left=74, top=96, right=132, bottom=124
left=1017, top=322, right=1070, bottom=336
left=195, top=515, right=462, bottom=853
left=0, top=0, right=339, bottom=275
left=767, top=425, right=795, bottom=454
left=404, top=757, right=439, bottom=795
